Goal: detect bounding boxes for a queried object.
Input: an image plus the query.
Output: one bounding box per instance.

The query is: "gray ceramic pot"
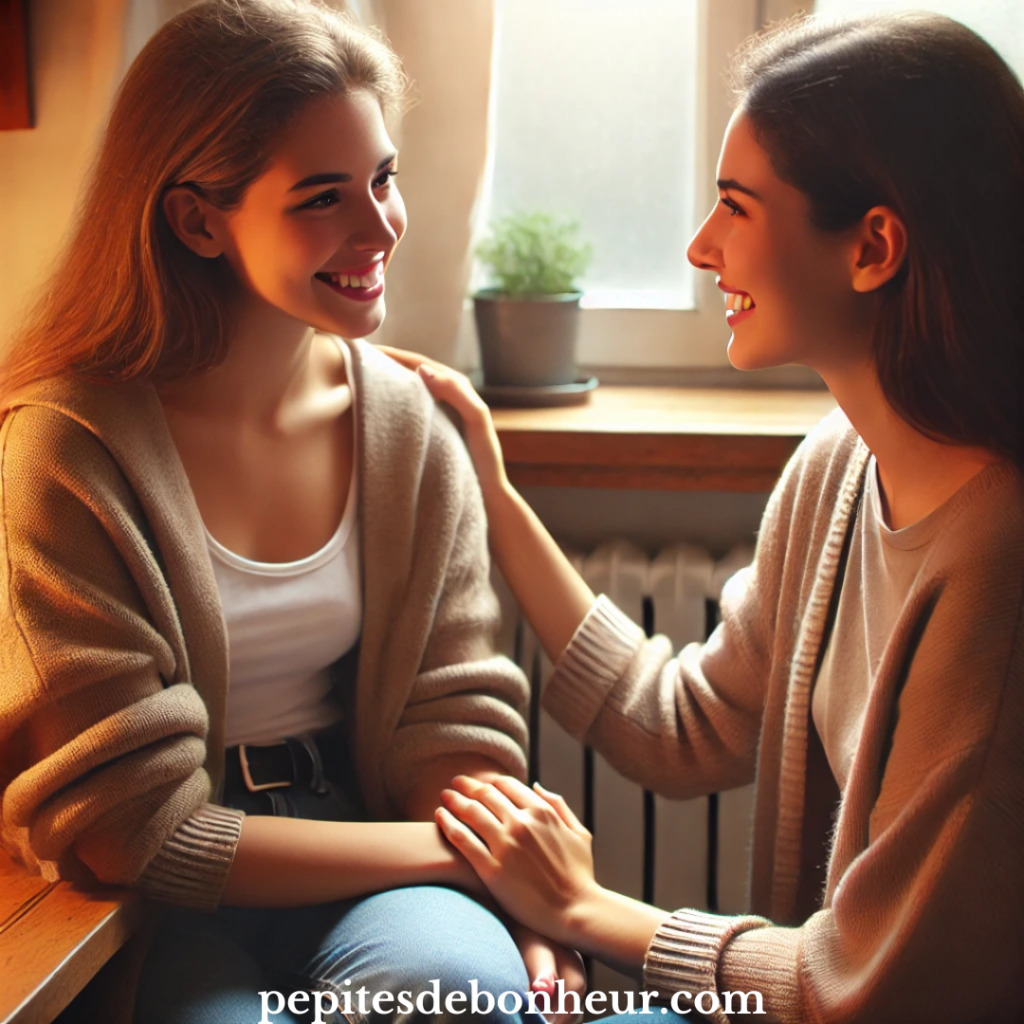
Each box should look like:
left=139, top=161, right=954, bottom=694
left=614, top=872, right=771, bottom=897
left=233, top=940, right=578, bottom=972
left=473, top=289, right=582, bottom=387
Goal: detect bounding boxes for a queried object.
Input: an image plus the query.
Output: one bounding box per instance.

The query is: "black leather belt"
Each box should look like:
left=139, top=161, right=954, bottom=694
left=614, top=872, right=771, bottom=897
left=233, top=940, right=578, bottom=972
left=229, top=736, right=331, bottom=796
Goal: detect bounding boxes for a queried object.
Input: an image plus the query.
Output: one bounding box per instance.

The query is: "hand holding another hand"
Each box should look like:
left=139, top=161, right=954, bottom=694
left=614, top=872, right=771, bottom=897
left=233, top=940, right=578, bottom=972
left=435, top=774, right=598, bottom=949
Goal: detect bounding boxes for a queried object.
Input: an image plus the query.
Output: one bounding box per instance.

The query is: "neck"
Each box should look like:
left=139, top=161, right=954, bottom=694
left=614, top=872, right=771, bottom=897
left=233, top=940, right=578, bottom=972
left=155, top=297, right=328, bottom=432
left=820, top=359, right=1001, bottom=530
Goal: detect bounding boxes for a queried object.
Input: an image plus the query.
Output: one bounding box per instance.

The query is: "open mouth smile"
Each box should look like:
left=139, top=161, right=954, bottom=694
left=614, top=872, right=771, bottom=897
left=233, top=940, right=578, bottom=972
left=315, top=262, right=385, bottom=302
left=721, top=287, right=756, bottom=325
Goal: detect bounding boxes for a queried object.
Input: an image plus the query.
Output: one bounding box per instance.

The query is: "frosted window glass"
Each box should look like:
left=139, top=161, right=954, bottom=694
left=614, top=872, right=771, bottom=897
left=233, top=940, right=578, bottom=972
left=813, top=0, right=1024, bottom=80
left=485, top=0, right=699, bottom=309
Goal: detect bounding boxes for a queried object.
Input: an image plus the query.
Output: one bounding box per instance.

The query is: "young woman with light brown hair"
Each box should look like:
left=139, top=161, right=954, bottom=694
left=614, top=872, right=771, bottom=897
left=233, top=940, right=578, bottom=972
left=392, top=12, right=1024, bottom=1022
left=0, top=1, right=584, bottom=1020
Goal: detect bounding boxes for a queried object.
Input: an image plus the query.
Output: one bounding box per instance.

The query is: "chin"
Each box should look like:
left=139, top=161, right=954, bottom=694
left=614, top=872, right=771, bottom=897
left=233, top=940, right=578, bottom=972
left=312, top=307, right=385, bottom=340
left=726, top=332, right=793, bottom=372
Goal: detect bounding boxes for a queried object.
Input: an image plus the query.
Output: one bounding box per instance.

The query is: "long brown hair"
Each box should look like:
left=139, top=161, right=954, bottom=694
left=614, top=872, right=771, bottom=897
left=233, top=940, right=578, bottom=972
left=1, top=0, right=406, bottom=395
left=734, top=13, right=1024, bottom=468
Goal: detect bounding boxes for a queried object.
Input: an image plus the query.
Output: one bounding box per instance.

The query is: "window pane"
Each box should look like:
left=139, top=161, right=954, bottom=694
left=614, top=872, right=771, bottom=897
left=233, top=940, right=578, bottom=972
left=485, top=0, right=699, bottom=309
left=814, top=0, right=1024, bottom=78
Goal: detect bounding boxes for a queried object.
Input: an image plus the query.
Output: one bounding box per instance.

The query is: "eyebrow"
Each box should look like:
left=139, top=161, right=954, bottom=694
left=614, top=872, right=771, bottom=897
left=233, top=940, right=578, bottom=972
left=716, top=178, right=763, bottom=201
left=288, top=153, right=397, bottom=192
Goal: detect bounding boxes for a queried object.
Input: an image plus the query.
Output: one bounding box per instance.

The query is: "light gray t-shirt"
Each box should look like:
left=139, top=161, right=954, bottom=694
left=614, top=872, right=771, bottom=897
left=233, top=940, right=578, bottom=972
left=812, top=454, right=977, bottom=793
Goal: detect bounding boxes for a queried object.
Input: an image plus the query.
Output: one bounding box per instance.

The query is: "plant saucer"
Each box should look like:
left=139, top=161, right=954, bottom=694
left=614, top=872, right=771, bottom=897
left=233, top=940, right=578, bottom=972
left=469, top=372, right=599, bottom=408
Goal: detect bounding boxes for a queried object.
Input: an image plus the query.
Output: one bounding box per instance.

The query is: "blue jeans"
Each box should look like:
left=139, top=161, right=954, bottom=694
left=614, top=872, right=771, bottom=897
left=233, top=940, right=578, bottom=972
left=133, top=884, right=543, bottom=1024
left=132, top=736, right=695, bottom=1024
left=134, top=740, right=545, bottom=1024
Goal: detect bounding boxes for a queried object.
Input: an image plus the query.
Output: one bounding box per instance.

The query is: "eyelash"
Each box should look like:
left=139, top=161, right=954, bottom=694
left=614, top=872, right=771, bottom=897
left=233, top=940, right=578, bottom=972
left=301, top=169, right=398, bottom=210
left=719, top=196, right=744, bottom=218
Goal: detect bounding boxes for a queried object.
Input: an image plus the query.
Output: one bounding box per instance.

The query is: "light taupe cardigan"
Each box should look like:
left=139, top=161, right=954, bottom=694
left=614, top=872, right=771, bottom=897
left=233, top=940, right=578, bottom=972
left=0, top=339, right=529, bottom=910
left=545, top=410, right=1024, bottom=1023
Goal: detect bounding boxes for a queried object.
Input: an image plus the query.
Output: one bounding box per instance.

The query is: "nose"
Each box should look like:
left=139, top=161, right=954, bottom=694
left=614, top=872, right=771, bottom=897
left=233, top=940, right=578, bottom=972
left=687, top=204, right=723, bottom=273
left=348, top=185, right=406, bottom=258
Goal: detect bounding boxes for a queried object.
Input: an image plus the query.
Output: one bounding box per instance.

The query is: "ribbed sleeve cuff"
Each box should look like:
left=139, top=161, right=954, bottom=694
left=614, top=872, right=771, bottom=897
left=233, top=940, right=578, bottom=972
left=643, top=907, right=772, bottom=1023
left=138, top=803, right=245, bottom=912
left=541, top=594, right=645, bottom=740
left=718, top=922, right=803, bottom=1021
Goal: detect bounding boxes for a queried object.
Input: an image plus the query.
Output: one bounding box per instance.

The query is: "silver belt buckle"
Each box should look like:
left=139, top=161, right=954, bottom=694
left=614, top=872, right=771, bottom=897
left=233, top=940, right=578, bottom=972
left=238, top=743, right=292, bottom=793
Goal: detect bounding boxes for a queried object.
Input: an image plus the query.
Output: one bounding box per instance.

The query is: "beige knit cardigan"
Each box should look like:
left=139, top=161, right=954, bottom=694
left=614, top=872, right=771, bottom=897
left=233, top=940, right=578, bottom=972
left=544, top=409, right=1024, bottom=1023
left=0, top=338, right=530, bottom=911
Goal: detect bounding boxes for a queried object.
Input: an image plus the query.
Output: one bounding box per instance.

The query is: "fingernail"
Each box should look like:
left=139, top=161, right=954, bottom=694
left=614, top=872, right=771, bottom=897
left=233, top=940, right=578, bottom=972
left=419, top=365, right=435, bottom=378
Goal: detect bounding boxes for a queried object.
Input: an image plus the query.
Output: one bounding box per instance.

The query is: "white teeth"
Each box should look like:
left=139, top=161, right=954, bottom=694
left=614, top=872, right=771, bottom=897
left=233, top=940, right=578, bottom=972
left=320, top=266, right=382, bottom=289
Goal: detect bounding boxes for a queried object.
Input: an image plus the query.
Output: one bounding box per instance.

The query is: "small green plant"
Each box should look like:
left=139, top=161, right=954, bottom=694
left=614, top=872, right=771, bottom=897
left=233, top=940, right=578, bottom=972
left=476, top=211, right=592, bottom=295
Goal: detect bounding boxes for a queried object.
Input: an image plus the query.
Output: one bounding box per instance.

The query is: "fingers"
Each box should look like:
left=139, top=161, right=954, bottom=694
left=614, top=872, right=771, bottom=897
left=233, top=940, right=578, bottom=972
left=417, top=364, right=483, bottom=405
left=376, top=345, right=451, bottom=375
left=533, top=782, right=587, bottom=833
left=517, top=933, right=558, bottom=990
left=486, top=775, right=556, bottom=814
left=447, top=776, right=520, bottom=822
left=434, top=806, right=499, bottom=874
left=553, top=945, right=587, bottom=994
left=454, top=774, right=579, bottom=829
left=439, top=786, right=509, bottom=842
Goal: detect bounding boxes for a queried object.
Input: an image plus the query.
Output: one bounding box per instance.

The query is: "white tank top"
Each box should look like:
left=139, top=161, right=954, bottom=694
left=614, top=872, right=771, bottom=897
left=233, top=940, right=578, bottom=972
left=212, top=337, right=362, bottom=748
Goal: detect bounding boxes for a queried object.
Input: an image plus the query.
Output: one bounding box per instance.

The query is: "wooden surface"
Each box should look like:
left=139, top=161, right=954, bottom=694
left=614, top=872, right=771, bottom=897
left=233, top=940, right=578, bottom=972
left=0, top=849, right=143, bottom=1024
left=0, top=0, right=33, bottom=131
left=491, top=385, right=837, bottom=491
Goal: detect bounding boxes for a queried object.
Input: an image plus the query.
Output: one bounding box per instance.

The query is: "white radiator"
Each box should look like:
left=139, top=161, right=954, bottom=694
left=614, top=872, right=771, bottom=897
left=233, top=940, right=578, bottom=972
left=492, top=540, right=757, bottom=996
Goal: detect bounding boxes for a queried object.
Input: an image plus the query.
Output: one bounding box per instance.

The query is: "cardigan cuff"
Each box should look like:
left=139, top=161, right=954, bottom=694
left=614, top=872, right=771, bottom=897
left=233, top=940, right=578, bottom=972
left=541, top=595, right=645, bottom=741
left=137, top=803, right=245, bottom=911
left=718, top=922, right=804, bottom=1022
left=642, top=907, right=772, bottom=1024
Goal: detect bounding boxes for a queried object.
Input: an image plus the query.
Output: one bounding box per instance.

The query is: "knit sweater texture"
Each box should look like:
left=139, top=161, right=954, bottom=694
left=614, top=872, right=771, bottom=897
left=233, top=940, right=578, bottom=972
left=0, top=338, right=530, bottom=911
left=543, top=409, right=1024, bottom=1023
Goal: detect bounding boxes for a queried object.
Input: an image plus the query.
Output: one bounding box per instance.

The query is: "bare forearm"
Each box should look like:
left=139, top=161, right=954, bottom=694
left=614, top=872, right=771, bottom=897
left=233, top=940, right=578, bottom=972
left=562, top=885, right=673, bottom=982
left=221, top=817, right=480, bottom=907
left=484, top=481, right=596, bottom=665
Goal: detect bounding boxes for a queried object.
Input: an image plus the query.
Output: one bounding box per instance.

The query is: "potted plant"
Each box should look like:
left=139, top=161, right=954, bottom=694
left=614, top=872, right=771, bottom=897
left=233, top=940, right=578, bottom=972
left=473, top=211, right=592, bottom=388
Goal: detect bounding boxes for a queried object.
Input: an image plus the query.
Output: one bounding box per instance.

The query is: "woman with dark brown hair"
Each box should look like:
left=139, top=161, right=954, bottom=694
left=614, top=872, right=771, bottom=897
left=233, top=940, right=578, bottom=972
left=0, top=1, right=586, bottom=1021
left=391, top=12, right=1024, bottom=1022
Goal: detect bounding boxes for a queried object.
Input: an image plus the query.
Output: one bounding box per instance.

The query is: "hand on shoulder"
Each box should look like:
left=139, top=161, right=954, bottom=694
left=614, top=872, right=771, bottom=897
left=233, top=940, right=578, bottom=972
left=377, top=345, right=509, bottom=498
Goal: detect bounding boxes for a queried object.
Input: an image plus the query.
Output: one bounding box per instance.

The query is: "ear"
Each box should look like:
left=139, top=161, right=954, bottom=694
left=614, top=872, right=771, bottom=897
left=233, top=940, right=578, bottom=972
left=850, top=206, right=908, bottom=293
left=162, top=186, right=227, bottom=259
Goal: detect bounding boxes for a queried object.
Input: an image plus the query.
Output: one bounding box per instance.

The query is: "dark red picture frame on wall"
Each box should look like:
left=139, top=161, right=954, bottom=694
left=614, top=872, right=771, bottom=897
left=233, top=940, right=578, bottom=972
left=1, top=0, right=33, bottom=130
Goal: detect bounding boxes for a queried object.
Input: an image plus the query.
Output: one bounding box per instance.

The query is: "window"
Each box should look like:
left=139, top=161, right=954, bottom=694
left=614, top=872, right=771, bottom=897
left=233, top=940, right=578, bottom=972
left=460, top=0, right=763, bottom=372
left=487, top=0, right=699, bottom=313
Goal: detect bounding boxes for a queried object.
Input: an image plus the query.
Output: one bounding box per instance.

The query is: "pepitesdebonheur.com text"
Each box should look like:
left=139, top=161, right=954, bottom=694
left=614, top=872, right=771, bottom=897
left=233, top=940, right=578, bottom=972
left=258, top=979, right=766, bottom=1023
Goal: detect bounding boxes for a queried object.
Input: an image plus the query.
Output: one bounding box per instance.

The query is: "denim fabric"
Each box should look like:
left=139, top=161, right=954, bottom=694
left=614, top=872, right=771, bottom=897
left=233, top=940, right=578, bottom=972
left=132, top=742, right=698, bottom=1024
left=133, top=747, right=537, bottom=1024
left=133, top=884, right=539, bottom=1024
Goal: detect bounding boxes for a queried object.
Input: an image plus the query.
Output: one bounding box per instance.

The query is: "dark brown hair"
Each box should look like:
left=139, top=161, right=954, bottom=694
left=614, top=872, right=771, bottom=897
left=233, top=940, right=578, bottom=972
left=1, top=0, right=407, bottom=396
left=734, top=13, right=1024, bottom=467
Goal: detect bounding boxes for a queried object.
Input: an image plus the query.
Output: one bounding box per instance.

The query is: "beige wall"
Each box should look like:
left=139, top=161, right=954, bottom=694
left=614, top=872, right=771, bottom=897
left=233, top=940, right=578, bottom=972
left=370, top=0, right=494, bottom=362
left=0, top=0, right=132, bottom=345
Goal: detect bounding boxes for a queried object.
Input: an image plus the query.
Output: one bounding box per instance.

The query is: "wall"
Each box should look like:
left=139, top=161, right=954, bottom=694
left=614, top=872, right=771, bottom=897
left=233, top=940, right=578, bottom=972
left=0, top=0, right=129, bottom=343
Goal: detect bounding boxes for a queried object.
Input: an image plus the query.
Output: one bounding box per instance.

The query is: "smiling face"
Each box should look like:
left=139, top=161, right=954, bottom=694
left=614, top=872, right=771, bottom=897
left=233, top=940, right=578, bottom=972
left=687, top=109, right=875, bottom=374
left=216, top=88, right=406, bottom=339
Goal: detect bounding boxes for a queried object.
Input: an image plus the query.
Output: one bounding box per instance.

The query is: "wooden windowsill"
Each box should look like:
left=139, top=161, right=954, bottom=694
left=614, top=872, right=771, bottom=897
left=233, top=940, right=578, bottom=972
left=0, top=849, right=145, bottom=1024
left=491, top=385, right=837, bottom=491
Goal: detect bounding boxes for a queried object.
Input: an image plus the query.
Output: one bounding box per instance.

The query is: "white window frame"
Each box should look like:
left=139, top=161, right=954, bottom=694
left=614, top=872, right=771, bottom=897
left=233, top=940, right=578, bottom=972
left=456, top=0, right=764, bottom=374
